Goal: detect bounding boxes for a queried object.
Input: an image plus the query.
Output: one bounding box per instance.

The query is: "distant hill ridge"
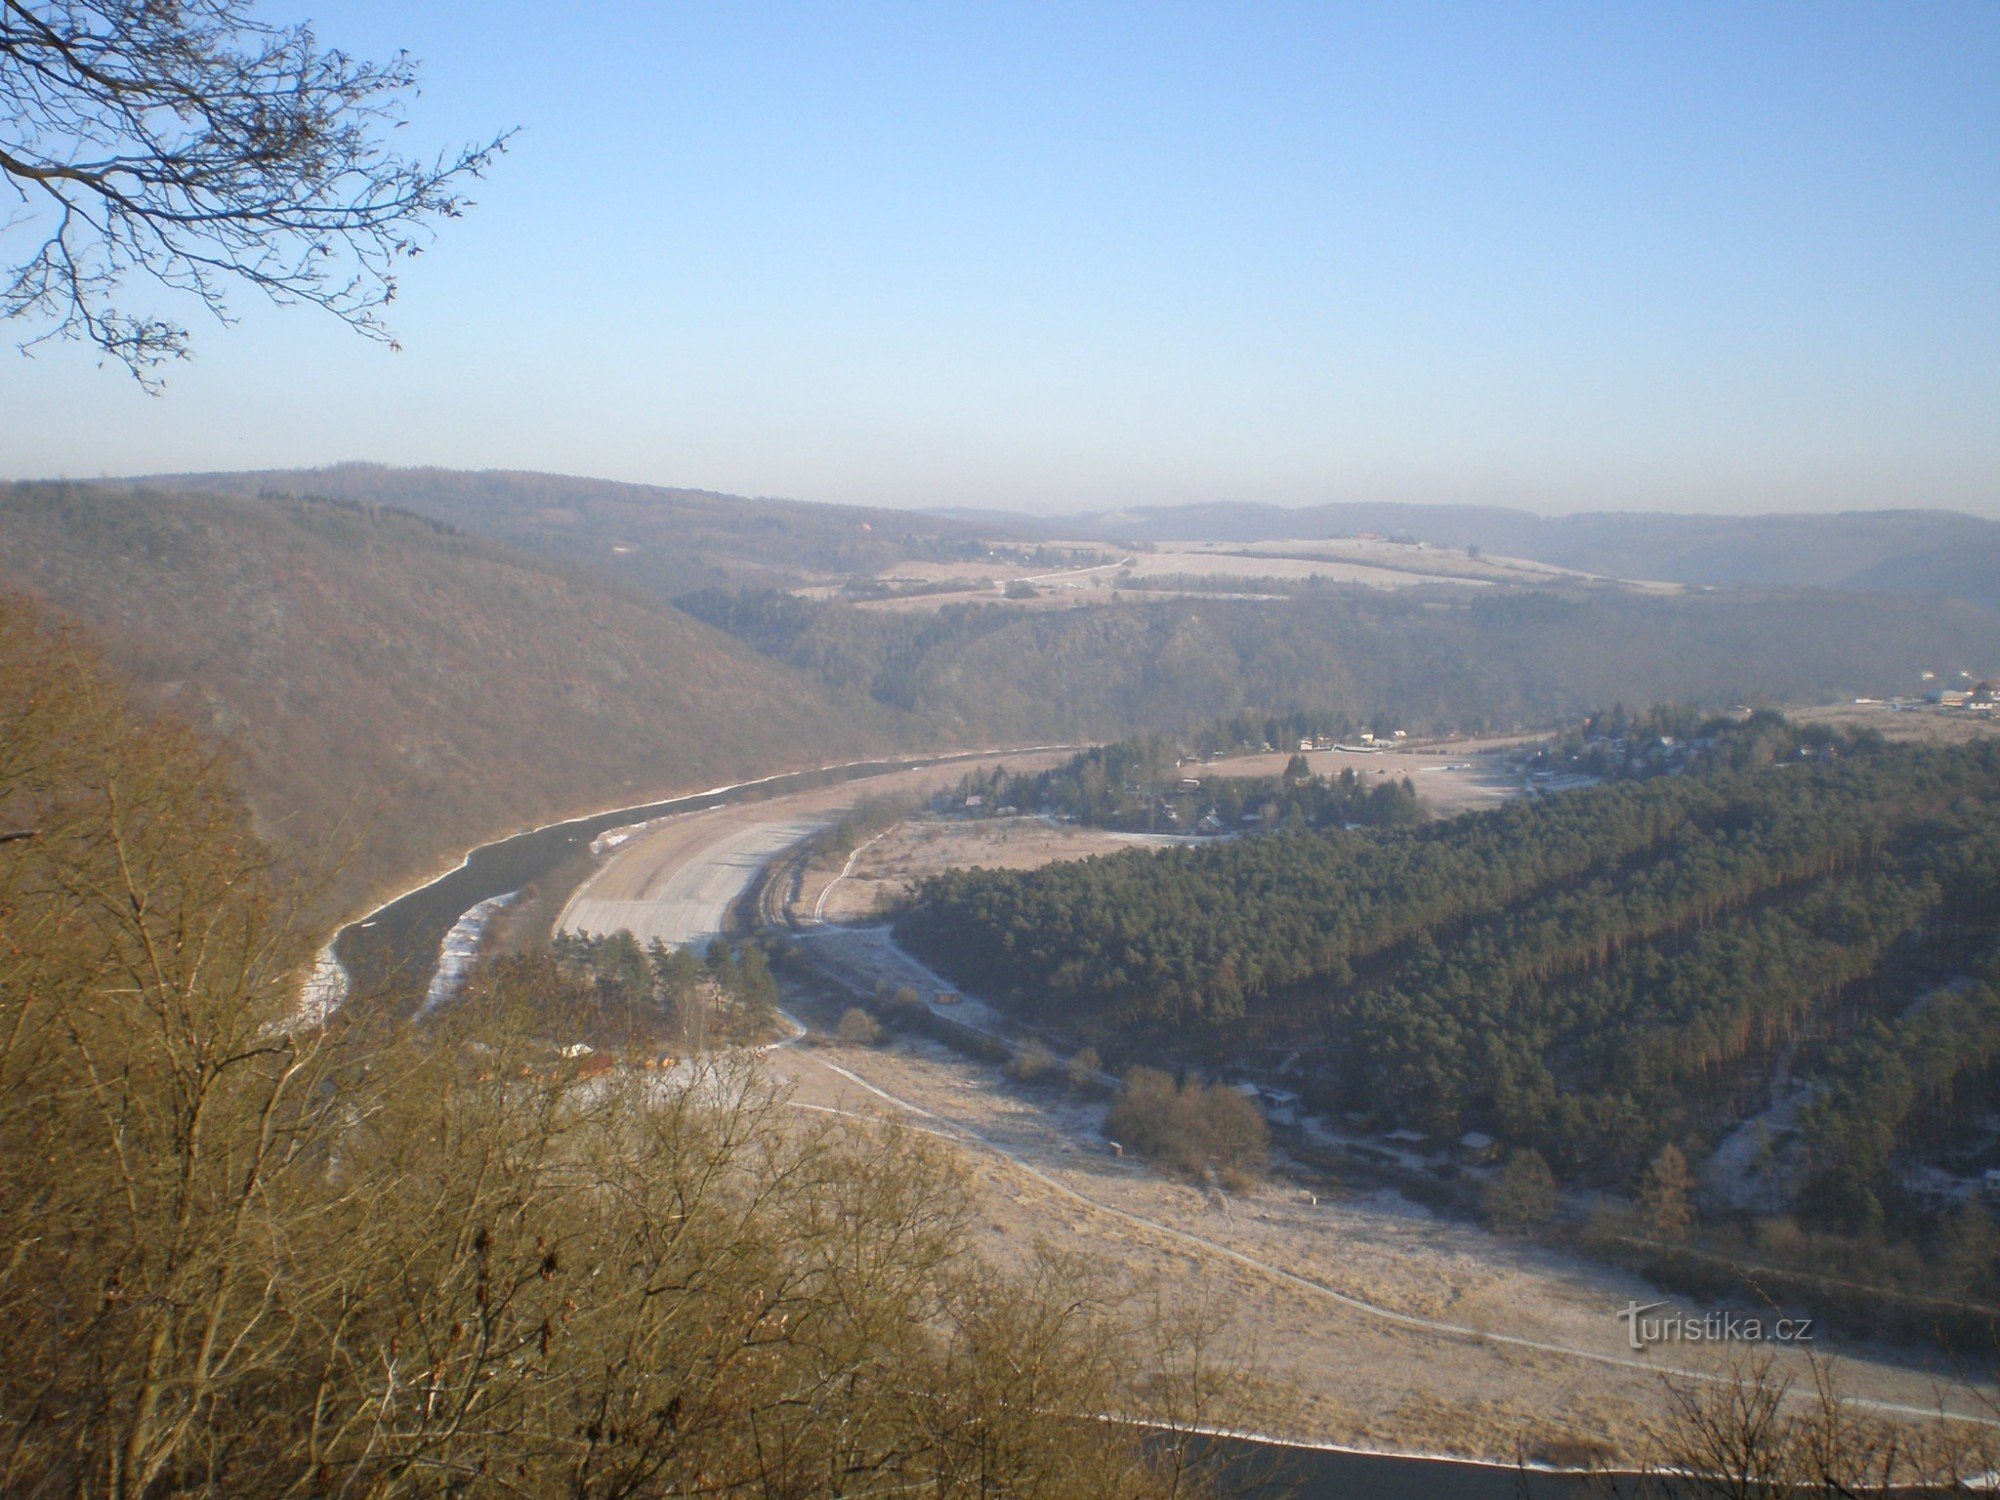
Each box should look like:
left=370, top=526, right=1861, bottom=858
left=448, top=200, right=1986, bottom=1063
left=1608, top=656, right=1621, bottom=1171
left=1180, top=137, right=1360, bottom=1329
left=118, top=464, right=991, bottom=599
left=121, top=467, right=2000, bottom=614
left=971, top=500, right=2000, bottom=611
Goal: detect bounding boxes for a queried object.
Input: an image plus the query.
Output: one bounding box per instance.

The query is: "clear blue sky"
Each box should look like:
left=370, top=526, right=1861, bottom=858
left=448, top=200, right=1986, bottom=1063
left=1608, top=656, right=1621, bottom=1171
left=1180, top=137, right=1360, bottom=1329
left=6, top=1, right=1996, bottom=516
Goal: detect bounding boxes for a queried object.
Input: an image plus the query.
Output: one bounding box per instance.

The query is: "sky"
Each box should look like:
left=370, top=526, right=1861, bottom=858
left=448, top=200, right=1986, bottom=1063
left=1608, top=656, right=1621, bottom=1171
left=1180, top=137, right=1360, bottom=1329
left=4, top=1, right=1997, bottom=517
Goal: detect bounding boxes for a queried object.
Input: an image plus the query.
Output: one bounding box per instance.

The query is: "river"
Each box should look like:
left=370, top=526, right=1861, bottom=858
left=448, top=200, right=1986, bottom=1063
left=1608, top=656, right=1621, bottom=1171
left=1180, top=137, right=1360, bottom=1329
left=333, top=753, right=1659, bottom=1498
left=333, top=748, right=1078, bottom=1000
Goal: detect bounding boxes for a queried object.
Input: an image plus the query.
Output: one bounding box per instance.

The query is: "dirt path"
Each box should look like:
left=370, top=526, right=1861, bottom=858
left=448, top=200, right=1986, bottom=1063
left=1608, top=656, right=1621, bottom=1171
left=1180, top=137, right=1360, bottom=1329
left=768, top=1026, right=1995, bottom=1464
left=558, top=774, right=1997, bottom=1465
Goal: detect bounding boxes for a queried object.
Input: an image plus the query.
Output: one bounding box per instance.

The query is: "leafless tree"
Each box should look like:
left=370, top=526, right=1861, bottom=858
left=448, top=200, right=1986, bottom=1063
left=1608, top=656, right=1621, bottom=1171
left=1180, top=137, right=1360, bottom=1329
left=1, top=1, right=507, bottom=385
left=0, top=594, right=1222, bottom=1496
left=1614, top=1349, right=1998, bottom=1498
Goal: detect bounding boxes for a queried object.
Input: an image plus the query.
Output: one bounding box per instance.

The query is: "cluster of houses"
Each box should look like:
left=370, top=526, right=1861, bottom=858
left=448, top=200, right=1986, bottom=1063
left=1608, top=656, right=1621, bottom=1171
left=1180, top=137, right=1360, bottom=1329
left=1294, top=730, right=1407, bottom=753
left=1918, top=681, right=1997, bottom=713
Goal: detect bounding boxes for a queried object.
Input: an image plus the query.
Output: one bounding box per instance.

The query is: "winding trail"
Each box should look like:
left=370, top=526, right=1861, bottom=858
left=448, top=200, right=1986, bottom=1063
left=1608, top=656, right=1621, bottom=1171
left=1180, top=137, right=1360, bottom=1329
left=811, top=829, right=892, bottom=923
left=772, top=1022, right=1996, bottom=1430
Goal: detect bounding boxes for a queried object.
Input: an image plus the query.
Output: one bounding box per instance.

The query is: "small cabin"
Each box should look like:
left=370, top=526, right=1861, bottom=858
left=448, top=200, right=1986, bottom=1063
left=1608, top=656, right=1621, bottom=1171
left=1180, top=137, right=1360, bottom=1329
left=1458, top=1131, right=1500, bottom=1165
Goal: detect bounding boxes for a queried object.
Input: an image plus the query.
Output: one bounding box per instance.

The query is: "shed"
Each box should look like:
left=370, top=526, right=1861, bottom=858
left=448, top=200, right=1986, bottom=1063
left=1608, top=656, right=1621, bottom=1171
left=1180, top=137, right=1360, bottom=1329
left=1458, top=1131, right=1500, bottom=1164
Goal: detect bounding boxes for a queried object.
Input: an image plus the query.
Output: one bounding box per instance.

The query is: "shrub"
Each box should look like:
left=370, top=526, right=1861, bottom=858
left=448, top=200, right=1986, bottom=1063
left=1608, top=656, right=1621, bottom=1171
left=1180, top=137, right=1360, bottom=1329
left=1640, top=1143, right=1696, bottom=1242
left=837, top=1007, right=883, bottom=1047
left=1067, top=1045, right=1103, bottom=1092
left=1106, top=1067, right=1267, bottom=1184
left=1009, top=1039, right=1059, bottom=1085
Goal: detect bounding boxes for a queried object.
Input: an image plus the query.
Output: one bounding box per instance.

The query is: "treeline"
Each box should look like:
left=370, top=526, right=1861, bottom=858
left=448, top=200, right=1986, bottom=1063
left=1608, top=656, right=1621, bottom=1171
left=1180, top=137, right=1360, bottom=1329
left=896, top=735, right=2000, bottom=1214
left=953, top=732, right=1420, bottom=834
left=1535, top=703, right=1888, bottom=782
left=548, top=928, right=781, bottom=1051
left=677, top=583, right=2000, bottom=745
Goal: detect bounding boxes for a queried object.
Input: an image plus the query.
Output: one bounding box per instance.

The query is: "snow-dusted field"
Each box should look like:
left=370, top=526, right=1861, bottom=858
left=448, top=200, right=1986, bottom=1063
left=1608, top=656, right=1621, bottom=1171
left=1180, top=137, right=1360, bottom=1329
left=558, top=817, right=826, bottom=949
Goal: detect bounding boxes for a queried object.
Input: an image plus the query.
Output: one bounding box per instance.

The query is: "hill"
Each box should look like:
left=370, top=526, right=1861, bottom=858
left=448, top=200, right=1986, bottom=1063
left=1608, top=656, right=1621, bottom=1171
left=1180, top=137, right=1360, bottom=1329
left=677, top=586, right=2000, bottom=742
left=0, top=481, right=904, bottom=913
left=1001, top=502, right=2000, bottom=612
left=122, top=464, right=993, bottom=599
left=136, top=465, right=2000, bottom=617
left=128, top=468, right=2000, bottom=614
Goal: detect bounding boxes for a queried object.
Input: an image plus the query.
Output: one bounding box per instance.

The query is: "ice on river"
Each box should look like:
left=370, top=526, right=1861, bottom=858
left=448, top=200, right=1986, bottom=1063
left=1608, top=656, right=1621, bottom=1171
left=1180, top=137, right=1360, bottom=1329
left=421, top=891, right=520, bottom=1015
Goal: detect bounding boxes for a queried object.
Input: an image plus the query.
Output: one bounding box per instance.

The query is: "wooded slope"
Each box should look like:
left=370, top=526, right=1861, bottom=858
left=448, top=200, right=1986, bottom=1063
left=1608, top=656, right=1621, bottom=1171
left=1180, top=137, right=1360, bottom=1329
left=898, top=735, right=2000, bottom=1207
left=682, top=586, right=2000, bottom=742
left=0, top=482, right=904, bottom=913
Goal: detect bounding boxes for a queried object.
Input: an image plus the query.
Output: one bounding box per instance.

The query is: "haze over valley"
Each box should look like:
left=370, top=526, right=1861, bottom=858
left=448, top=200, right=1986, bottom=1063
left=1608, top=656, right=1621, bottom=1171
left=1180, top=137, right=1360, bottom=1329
left=6, top=5, right=2000, bottom=1495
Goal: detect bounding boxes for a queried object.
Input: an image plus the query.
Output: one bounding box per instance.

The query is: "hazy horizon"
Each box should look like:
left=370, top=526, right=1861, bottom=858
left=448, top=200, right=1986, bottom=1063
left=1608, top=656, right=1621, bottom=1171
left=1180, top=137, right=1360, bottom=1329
left=5, top=2, right=1997, bottom=520
left=20, top=459, right=1998, bottom=526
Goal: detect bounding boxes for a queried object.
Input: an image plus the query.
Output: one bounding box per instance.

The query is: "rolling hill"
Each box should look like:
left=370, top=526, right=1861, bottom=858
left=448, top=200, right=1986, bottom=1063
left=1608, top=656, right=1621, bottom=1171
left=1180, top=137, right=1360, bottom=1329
left=1003, top=502, right=2000, bottom=612
left=121, top=464, right=992, bottom=599
left=140, top=467, right=2000, bottom=615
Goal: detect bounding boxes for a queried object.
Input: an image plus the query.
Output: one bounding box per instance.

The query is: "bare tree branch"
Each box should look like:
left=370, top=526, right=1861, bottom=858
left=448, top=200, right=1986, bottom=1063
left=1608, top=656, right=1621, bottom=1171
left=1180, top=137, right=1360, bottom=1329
left=0, top=1, right=510, bottom=387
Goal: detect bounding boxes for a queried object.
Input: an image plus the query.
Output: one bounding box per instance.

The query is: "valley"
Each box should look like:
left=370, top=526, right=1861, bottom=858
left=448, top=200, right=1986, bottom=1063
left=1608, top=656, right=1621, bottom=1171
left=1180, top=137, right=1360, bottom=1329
left=10, top=8, right=1999, bottom=1491
left=368, top=745, right=2000, bottom=1472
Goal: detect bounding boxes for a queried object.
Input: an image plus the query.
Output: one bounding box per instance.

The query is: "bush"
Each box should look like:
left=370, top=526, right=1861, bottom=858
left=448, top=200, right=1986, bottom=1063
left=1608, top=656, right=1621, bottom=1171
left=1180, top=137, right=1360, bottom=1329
left=1009, top=1039, right=1059, bottom=1085
left=1106, top=1067, right=1268, bottom=1186
left=837, top=1007, right=883, bottom=1047
left=1067, top=1045, right=1103, bottom=1092
left=1640, top=1143, right=1696, bottom=1242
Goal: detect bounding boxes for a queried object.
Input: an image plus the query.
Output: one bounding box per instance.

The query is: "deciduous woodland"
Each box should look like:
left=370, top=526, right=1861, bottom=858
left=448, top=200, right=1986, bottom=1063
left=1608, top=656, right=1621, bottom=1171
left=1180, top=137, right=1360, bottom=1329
left=0, top=596, right=1210, bottom=1497
left=897, top=734, right=2000, bottom=1224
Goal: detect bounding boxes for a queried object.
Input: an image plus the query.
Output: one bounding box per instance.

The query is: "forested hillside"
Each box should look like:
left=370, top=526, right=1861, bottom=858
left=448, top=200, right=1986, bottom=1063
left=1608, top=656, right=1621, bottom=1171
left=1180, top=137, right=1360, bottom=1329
left=0, top=482, right=904, bottom=912
left=0, top=594, right=1180, bottom=1497
left=126, top=464, right=990, bottom=596
left=898, top=737, right=2000, bottom=1221
left=681, top=586, right=2000, bottom=742
left=109, top=470, right=2000, bottom=744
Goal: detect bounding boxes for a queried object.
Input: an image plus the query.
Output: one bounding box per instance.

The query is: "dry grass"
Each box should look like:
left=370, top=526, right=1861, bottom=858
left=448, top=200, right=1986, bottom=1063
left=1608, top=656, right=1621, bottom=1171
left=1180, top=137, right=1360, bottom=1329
left=810, top=817, right=1178, bottom=921
left=815, top=535, right=1679, bottom=614
left=1790, top=699, right=2000, bottom=745
left=768, top=1025, right=1991, bottom=1468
